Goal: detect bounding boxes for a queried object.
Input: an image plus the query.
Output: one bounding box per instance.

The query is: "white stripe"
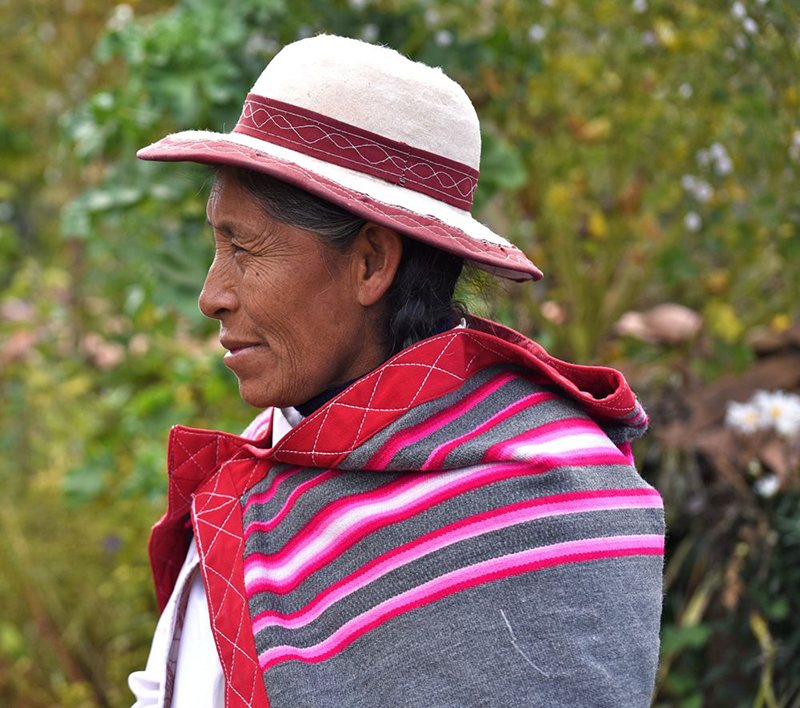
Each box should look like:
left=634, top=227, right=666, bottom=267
left=513, top=432, right=619, bottom=459
left=243, top=467, right=471, bottom=585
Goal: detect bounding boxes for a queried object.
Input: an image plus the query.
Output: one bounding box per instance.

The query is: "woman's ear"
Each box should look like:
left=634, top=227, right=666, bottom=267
left=352, top=223, right=403, bottom=307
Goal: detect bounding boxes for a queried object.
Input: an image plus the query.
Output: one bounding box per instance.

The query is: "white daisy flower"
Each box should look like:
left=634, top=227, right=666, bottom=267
left=725, top=400, right=762, bottom=434
left=710, top=142, right=727, bottom=159
left=715, top=155, right=734, bottom=176
left=693, top=180, right=714, bottom=203
left=528, top=24, right=546, bottom=43
left=743, top=17, right=758, bottom=34
left=754, top=474, right=780, bottom=498
left=435, top=29, right=453, bottom=47
left=684, top=211, right=702, bottom=232
left=633, top=0, right=648, bottom=13
left=732, top=1, right=747, bottom=19
left=361, top=23, right=379, bottom=42
left=751, top=390, right=800, bottom=436
left=424, top=8, right=440, bottom=27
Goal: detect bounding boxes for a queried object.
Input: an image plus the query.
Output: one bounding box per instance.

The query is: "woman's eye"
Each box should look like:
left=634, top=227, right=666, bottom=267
left=232, top=243, right=248, bottom=255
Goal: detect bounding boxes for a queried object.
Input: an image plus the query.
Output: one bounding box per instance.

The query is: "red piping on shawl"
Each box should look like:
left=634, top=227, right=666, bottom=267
left=234, top=94, right=479, bottom=211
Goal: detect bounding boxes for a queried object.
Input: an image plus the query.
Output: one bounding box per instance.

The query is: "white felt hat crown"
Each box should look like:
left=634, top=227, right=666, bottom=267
left=137, top=34, right=542, bottom=281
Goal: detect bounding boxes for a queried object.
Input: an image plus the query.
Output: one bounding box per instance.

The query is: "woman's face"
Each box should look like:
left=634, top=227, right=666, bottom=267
left=199, top=170, right=380, bottom=409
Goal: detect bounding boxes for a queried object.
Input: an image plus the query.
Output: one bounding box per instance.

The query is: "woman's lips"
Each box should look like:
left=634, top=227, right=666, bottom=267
left=221, top=341, right=265, bottom=366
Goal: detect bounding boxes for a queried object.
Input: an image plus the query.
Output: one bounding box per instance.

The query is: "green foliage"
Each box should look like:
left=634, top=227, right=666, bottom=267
left=2, top=0, right=800, bottom=705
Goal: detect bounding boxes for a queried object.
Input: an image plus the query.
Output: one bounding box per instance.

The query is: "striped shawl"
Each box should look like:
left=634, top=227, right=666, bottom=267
left=149, top=316, right=665, bottom=708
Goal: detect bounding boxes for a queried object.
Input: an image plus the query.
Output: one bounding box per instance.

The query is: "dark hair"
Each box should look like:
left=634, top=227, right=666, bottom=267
left=230, top=168, right=465, bottom=356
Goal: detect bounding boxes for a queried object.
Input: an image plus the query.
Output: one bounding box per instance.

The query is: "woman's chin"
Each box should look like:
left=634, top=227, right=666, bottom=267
left=235, top=378, right=277, bottom=409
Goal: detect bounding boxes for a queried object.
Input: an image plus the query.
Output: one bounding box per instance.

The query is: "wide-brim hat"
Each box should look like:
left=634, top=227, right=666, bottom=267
left=137, top=34, right=542, bottom=282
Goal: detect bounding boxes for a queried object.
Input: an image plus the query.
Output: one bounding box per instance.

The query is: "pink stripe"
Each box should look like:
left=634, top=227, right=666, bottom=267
left=252, top=488, right=663, bottom=632
left=365, top=372, right=518, bottom=470
left=618, top=441, right=635, bottom=465
left=242, top=467, right=305, bottom=514
left=422, top=391, right=557, bottom=470
left=244, top=470, right=340, bottom=534
left=258, top=533, right=665, bottom=669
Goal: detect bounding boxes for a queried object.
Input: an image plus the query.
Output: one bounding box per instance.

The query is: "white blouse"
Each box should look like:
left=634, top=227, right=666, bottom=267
left=128, top=407, right=300, bottom=707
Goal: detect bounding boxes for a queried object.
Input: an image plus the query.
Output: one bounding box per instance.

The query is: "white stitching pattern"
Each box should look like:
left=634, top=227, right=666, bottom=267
left=239, top=101, right=478, bottom=203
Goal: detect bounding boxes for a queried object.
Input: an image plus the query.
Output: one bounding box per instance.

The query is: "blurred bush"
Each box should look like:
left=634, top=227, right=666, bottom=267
left=1, top=0, right=799, bottom=705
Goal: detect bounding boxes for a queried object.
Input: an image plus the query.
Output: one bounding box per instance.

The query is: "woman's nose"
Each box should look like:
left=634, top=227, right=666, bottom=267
left=198, top=257, right=238, bottom=320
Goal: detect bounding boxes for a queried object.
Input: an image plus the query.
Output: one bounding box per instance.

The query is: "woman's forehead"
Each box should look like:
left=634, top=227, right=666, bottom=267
left=206, top=171, right=258, bottom=226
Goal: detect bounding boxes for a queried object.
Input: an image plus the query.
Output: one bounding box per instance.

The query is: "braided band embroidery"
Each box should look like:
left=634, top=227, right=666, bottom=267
left=234, top=94, right=479, bottom=211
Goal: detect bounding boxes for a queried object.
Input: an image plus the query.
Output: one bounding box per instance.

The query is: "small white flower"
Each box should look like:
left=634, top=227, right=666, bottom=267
left=528, top=24, right=546, bottom=42
left=693, top=180, right=714, bottom=203
left=114, top=3, right=133, bottom=21
left=710, top=142, right=727, bottom=160
left=38, top=22, right=56, bottom=42
left=732, top=1, right=747, bottom=19
left=361, top=23, right=379, bottom=42
left=715, top=155, right=734, bottom=176
left=734, top=33, right=748, bottom=49
left=435, top=29, right=453, bottom=46
left=633, top=0, right=648, bottom=13
left=743, top=17, right=758, bottom=34
left=641, top=30, right=657, bottom=47
left=751, top=390, right=800, bottom=436
left=681, top=174, right=697, bottom=190
left=684, top=211, right=702, bottom=232
left=725, top=400, right=762, bottom=434
left=679, top=83, right=693, bottom=98
left=244, top=33, right=278, bottom=57
left=108, top=3, right=133, bottom=30
left=424, top=8, right=440, bottom=27
left=348, top=0, right=369, bottom=8
left=775, top=409, right=800, bottom=437
left=754, top=474, right=780, bottom=498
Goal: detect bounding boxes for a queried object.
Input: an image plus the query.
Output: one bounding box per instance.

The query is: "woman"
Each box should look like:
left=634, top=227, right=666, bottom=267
left=130, top=34, right=664, bottom=707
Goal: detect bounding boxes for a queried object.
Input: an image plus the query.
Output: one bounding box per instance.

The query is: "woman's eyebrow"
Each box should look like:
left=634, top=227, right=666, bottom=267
left=205, top=217, right=238, bottom=237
